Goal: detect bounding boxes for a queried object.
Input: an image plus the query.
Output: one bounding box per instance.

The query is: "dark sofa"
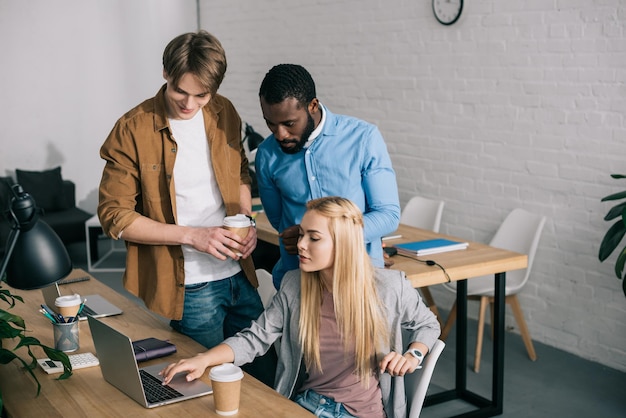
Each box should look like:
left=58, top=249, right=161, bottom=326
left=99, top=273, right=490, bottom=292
left=0, top=168, right=93, bottom=258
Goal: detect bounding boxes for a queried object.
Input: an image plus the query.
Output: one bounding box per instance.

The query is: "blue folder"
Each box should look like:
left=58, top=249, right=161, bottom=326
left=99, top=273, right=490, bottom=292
left=395, top=238, right=468, bottom=256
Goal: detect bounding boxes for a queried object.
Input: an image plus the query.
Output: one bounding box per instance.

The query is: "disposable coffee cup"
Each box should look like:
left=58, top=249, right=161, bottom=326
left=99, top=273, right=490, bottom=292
left=222, top=214, right=252, bottom=256
left=55, top=294, right=82, bottom=318
left=209, top=363, right=244, bottom=416
left=53, top=321, right=79, bottom=352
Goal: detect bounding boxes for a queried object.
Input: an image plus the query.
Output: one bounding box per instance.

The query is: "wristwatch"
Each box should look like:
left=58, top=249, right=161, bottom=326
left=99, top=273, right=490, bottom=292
left=405, top=348, right=424, bottom=369
left=245, top=214, right=256, bottom=228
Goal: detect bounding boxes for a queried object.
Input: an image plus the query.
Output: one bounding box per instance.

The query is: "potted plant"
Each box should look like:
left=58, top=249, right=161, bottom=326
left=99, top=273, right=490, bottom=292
left=598, top=174, right=626, bottom=297
left=0, top=279, right=72, bottom=411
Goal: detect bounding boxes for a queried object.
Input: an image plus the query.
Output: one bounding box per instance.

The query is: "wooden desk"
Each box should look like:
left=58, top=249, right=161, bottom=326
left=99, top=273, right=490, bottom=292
left=255, top=211, right=527, bottom=417
left=0, top=269, right=312, bottom=418
left=254, top=208, right=280, bottom=247
left=383, top=224, right=527, bottom=287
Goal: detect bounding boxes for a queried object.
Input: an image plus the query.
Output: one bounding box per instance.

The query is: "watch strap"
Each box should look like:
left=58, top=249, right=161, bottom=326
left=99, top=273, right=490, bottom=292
left=405, top=348, right=424, bottom=369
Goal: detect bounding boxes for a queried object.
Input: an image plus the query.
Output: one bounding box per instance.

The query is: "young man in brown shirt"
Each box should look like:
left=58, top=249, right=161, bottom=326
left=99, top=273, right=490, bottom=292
left=98, top=30, right=274, bottom=384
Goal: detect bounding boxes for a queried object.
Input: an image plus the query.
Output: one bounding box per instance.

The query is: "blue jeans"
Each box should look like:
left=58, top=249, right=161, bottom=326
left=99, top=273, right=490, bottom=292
left=170, top=270, right=264, bottom=349
left=295, top=389, right=357, bottom=418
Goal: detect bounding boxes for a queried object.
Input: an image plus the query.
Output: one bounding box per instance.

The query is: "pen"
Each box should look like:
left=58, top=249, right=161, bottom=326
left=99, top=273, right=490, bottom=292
left=70, top=299, right=87, bottom=322
left=41, top=304, right=63, bottom=323
left=39, top=308, right=58, bottom=324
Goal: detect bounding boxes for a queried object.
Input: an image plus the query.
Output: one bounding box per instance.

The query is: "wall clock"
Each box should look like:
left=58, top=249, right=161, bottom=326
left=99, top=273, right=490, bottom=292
left=432, top=0, right=463, bottom=26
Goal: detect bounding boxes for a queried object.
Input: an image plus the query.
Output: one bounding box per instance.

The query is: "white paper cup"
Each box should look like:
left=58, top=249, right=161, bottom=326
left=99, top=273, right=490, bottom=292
left=209, top=363, right=244, bottom=416
left=55, top=294, right=82, bottom=318
left=222, top=214, right=252, bottom=256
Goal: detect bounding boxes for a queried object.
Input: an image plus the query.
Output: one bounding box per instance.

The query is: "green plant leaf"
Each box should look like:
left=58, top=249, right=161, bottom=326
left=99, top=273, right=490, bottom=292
left=24, top=344, right=39, bottom=370
left=599, top=220, right=626, bottom=261
left=622, top=278, right=626, bottom=298
left=0, top=309, right=26, bottom=329
left=18, top=354, right=42, bottom=396
left=610, top=174, right=626, bottom=179
left=0, top=321, right=23, bottom=339
left=0, top=348, right=17, bottom=365
left=0, top=283, right=73, bottom=404
left=601, top=190, right=626, bottom=202
left=0, top=291, right=14, bottom=307
left=14, top=335, right=43, bottom=350
left=604, top=202, right=626, bottom=221
left=43, top=346, right=72, bottom=380
left=615, top=247, right=626, bottom=280
left=0, top=289, right=23, bottom=307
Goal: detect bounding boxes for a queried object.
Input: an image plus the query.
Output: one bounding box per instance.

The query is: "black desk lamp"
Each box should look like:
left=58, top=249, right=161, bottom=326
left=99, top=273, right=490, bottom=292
left=0, top=184, right=72, bottom=290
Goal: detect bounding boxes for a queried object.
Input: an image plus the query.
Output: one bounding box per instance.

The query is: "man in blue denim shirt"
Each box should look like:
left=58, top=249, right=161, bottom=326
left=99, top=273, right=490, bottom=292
left=256, top=64, right=401, bottom=288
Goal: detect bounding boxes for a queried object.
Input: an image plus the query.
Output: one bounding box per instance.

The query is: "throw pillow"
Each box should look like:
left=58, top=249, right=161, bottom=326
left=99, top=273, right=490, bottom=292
left=0, top=176, right=15, bottom=257
left=0, top=176, right=15, bottom=215
left=15, top=167, right=68, bottom=212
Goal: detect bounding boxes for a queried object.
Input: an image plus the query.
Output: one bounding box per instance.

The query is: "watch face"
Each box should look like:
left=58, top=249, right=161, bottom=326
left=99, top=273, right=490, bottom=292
left=432, top=0, right=463, bottom=26
left=410, top=348, right=424, bottom=360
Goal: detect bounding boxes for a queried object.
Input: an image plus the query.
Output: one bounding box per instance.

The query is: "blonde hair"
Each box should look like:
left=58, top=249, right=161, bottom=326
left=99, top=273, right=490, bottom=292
left=299, top=196, right=389, bottom=386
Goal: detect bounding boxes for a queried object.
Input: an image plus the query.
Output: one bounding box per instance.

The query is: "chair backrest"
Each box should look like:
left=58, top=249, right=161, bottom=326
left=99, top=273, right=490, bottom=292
left=463, top=208, right=546, bottom=296
left=255, top=268, right=277, bottom=308
left=400, top=196, right=445, bottom=233
left=490, top=208, right=546, bottom=289
left=405, top=339, right=446, bottom=418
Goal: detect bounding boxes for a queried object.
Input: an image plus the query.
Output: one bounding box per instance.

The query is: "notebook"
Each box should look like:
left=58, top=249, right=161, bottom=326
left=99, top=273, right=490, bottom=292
left=394, top=238, right=469, bottom=256
left=41, top=284, right=123, bottom=320
left=133, top=337, right=177, bottom=362
left=87, top=316, right=213, bottom=408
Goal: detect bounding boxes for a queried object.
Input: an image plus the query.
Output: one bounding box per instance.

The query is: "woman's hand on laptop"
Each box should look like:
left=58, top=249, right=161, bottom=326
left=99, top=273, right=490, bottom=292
left=160, top=354, right=210, bottom=384
left=159, top=343, right=235, bottom=385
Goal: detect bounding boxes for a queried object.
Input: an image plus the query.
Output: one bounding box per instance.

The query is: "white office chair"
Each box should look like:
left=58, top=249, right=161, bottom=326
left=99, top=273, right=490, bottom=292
left=400, top=196, right=445, bottom=233
left=255, top=268, right=277, bottom=308
left=255, top=268, right=282, bottom=353
left=400, top=196, right=446, bottom=324
left=405, top=339, right=446, bottom=418
left=440, top=208, right=546, bottom=372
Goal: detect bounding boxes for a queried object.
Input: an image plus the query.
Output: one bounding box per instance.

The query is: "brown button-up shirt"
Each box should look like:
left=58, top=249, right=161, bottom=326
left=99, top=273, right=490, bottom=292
left=97, top=85, right=257, bottom=320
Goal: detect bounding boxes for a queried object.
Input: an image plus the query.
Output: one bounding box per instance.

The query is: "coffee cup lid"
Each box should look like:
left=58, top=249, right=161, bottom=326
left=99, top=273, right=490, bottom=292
left=223, top=214, right=251, bottom=228
left=209, top=363, right=244, bottom=382
left=55, top=294, right=82, bottom=307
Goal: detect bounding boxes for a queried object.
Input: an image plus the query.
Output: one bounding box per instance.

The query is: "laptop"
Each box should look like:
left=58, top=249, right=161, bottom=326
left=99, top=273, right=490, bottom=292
left=87, top=316, right=213, bottom=408
left=41, top=283, right=123, bottom=320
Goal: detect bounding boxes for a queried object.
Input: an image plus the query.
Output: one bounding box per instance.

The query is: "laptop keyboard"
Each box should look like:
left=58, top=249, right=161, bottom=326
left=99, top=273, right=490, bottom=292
left=139, top=369, right=183, bottom=403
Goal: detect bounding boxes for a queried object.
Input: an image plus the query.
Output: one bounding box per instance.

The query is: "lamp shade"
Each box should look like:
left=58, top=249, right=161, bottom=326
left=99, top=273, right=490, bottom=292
left=1, top=184, right=72, bottom=290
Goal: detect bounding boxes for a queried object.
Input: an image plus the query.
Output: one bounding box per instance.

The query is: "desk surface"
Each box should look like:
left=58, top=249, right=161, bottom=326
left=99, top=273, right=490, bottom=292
left=0, top=269, right=312, bottom=418
left=253, top=211, right=528, bottom=286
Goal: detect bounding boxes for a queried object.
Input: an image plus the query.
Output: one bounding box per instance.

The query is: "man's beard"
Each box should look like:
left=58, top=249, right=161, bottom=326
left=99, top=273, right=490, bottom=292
left=279, top=113, right=315, bottom=155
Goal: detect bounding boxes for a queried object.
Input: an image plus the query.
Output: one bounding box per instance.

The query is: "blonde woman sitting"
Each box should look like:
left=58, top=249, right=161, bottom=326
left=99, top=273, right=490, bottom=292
left=161, top=196, right=440, bottom=418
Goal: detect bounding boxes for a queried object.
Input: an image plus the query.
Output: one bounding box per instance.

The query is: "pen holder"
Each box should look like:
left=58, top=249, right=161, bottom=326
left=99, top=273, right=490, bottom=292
left=53, top=321, right=79, bottom=352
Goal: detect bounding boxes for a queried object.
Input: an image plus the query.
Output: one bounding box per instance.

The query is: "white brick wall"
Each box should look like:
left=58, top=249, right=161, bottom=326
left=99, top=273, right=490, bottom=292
left=203, top=0, right=626, bottom=371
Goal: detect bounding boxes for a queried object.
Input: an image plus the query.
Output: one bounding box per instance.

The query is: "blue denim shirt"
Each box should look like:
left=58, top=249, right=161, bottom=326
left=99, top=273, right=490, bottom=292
left=256, top=106, right=400, bottom=287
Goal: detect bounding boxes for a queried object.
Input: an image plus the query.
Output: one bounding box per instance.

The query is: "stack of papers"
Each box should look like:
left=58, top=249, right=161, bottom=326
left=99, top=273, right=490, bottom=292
left=394, top=239, right=469, bottom=256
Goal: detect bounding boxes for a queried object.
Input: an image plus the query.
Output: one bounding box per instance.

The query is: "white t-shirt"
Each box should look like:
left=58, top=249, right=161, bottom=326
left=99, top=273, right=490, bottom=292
left=169, top=111, right=241, bottom=284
